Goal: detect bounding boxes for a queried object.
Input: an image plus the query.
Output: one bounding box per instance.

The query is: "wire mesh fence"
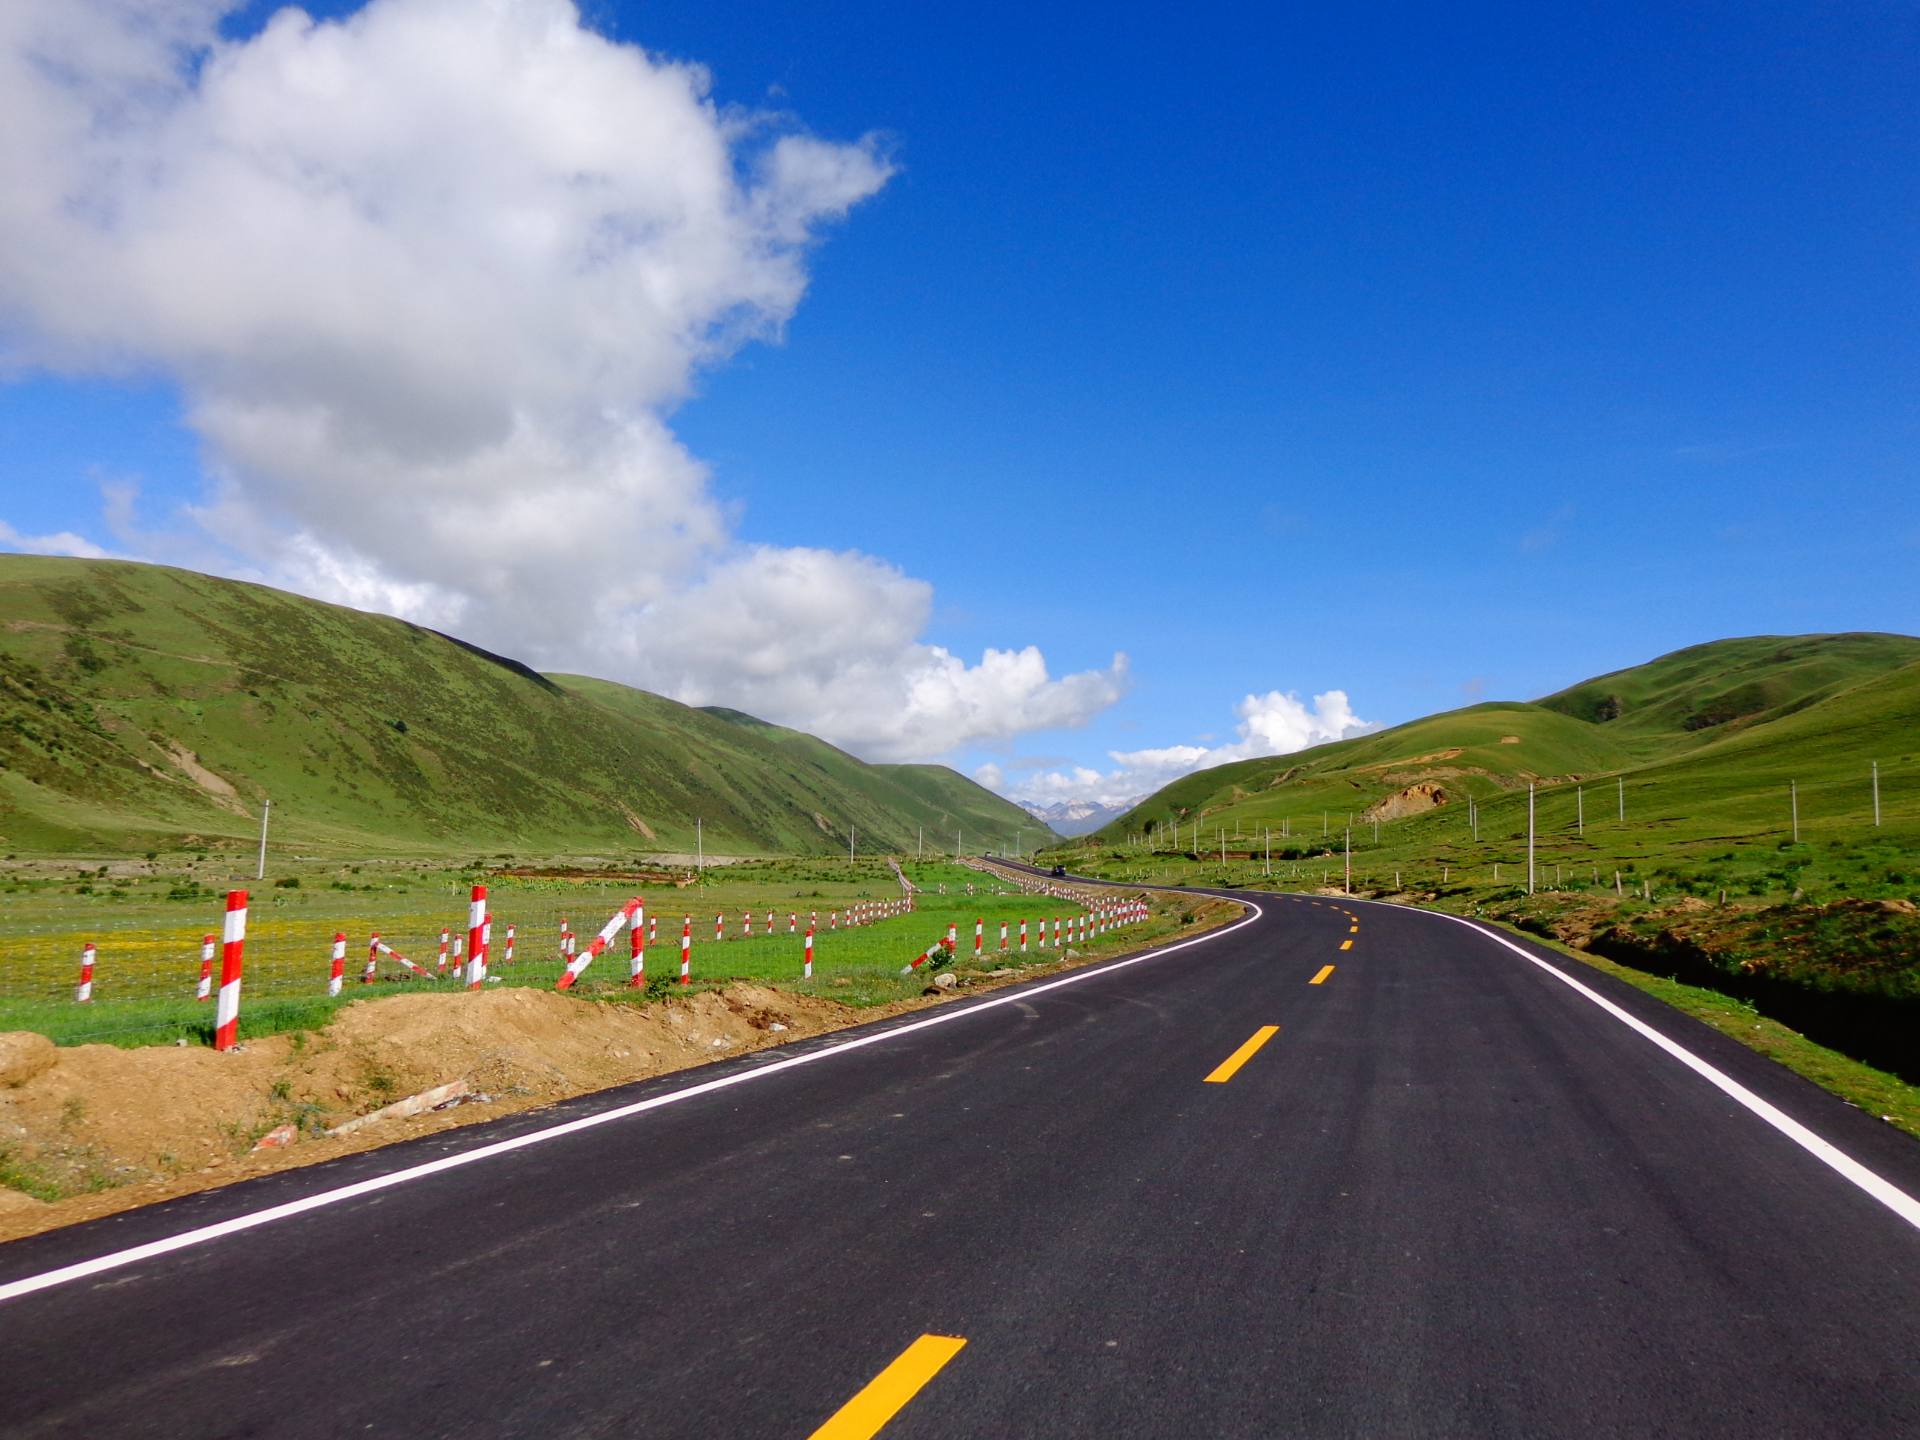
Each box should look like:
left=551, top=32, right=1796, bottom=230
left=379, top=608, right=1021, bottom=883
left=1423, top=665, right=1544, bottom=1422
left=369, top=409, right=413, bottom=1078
left=0, top=858, right=1131, bottom=1047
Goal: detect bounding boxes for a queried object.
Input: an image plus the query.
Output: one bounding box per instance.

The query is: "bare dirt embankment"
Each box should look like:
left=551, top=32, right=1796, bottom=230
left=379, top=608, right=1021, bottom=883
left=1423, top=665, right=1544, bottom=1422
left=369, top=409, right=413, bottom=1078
left=0, top=896, right=1240, bottom=1242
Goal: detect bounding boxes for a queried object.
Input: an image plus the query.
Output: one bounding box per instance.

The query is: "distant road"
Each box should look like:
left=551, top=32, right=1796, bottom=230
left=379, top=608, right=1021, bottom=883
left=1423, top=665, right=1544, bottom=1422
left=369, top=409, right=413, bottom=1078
left=2, top=888, right=1917, bottom=1436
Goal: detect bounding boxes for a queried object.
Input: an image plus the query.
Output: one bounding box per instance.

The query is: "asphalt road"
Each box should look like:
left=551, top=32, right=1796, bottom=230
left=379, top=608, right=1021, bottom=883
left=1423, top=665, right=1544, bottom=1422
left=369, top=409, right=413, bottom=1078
left=2, top=888, right=1917, bottom=1437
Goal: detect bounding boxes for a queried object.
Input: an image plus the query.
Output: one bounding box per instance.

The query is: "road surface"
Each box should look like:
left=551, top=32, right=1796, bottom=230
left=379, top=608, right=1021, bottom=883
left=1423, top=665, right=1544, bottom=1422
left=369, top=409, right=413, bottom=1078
left=1, top=888, right=1916, bottom=1437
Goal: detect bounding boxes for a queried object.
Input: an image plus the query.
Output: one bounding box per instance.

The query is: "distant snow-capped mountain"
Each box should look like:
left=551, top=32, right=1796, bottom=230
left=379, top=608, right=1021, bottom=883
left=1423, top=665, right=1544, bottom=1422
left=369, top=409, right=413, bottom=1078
left=1019, top=796, right=1144, bottom=837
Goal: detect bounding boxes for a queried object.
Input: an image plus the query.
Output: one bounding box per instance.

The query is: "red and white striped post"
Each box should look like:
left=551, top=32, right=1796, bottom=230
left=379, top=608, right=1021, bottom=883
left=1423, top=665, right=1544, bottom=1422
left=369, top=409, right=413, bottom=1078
left=559, top=918, right=572, bottom=960
left=504, top=923, right=516, bottom=964
left=765, top=910, right=773, bottom=934
left=744, top=911, right=752, bottom=937
left=831, top=911, right=839, bottom=930
left=789, top=912, right=797, bottom=934
left=1020, top=919, right=1029, bottom=954
left=804, top=926, right=814, bottom=979
left=649, top=914, right=658, bottom=945
left=213, top=889, right=247, bottom=1052
left=75, top=943, right=96, bottom=1003
left=810, top=910, right=819, bottom=930
left=196, top=934, right=215, bottom=1000
left=974, top=917, right=984, bottom=958
left=464, top=884, right=487, bottom=990
left=946, top=923, right=958, bottom=955
left=714, top=913, right=724, bottom=944
left=437, top=927, right=450, bottom=977
left=680, top=916, right=692, bottom=985
left=363, top=934, right=380, bottom=984
left=998, top=920, right=1009, bottom=952
left=556, top=898, right=638, bottom=990
left=327, top=932, right=346, bottom=997
left=628, top=900, right=647, bottom=988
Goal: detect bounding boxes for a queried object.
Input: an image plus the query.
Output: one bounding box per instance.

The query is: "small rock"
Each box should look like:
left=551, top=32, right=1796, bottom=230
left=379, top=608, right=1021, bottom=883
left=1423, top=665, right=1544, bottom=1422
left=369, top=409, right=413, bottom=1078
left=175, top=1038, right=188, bottom=1048
left=931, top=973, right=958, bottom=991
left=768, top=1022, right=788, bottom=1033
left=251, top=1123, right=297, bottom=1152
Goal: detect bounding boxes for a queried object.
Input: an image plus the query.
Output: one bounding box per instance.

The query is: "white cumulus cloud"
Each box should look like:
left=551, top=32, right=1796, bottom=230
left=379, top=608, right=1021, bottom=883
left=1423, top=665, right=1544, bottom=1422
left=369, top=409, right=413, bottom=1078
left=0, top=0, right=1124, bottom=760
left=1006, top=688, right=1373, bottom=808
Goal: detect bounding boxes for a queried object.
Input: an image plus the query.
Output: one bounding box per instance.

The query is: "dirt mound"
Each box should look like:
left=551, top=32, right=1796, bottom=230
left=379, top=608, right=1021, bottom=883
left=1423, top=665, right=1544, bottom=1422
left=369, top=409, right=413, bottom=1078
left=0, top=984, right=869, bottom=1243
left=1361, top=782, right=1449, bottom=823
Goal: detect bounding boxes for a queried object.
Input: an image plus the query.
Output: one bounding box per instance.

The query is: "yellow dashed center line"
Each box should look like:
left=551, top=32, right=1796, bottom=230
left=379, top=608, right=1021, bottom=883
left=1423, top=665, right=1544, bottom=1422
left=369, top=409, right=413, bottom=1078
left=1204, top=1025, right=1280, bottom=1083
left=808, top=1334, right=968, bottom=1440
left=1310, top=964, right=1336, bottom=985
left=1339, top=939, right=1352, bottom=951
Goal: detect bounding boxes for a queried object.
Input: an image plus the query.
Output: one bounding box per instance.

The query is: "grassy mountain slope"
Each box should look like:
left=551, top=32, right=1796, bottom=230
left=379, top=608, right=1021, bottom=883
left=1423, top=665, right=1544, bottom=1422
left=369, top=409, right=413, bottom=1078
left=1089, top=634, right=1920, bottom=846
left=1537, top=633, right=1920, bottom=751
left=0, top=555, right=1045, bottom=857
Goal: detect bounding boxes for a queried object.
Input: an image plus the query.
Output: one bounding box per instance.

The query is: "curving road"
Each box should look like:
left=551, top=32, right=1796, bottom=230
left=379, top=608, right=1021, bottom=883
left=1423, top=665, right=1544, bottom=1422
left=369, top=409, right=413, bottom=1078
left=1, top=889, right=1917, bottom=1437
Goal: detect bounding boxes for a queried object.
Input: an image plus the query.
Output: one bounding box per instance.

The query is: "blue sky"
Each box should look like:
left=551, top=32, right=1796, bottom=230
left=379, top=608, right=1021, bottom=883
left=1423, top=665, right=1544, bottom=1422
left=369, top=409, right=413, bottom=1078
left=1, top=0, right=1915, bottom=807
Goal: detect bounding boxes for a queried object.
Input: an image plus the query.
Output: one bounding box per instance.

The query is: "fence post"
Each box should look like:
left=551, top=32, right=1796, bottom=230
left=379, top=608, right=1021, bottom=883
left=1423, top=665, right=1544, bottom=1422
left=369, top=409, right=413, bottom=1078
left=327, top=932, right=346, bottom=997
left=214, top=889, right=247, bottom=1052
left=196, top=934, right=214, bottom=1001
left=75, top=943, right=96, bottom=1003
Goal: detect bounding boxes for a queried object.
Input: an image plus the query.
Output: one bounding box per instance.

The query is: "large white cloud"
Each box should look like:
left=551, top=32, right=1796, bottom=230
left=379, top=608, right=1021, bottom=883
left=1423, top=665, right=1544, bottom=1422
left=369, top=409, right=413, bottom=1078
left=1005, top=688, right=1373, bottom=808
left=0, top=0, right=1124, bottom=759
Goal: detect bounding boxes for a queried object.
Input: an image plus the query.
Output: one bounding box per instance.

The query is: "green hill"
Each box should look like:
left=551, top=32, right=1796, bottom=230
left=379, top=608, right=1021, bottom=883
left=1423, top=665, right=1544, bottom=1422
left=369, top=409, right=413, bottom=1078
left=1086, top=633, right=1920, bottom=847
left=0, top=555, right=1045, bottom=858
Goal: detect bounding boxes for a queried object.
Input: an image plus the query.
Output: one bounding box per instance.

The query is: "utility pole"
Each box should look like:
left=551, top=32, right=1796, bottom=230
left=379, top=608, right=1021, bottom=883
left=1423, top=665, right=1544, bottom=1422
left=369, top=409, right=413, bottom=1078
left=1344, top=827, right=1351, bottom=895
left=696, top=817, right=703, bottom=874
left=1617, top=776, right=1625, bottom=823
left=1577, top=785, right=1584, bottom=837
left=256, top=797, right=270, bottom=881
left=850, top=826, right=856, bottom=862
left=1264, top=827, right=1271, bottom=877
left=1790, top=780, right=1799, bottom=844
left=1527, top=783, right=1536, bottom=896
left=1873, top=762, right=1881, bottom=827
left=956, top=828, right=962, bottom=860
left=918, top=825, right=923, bottom=858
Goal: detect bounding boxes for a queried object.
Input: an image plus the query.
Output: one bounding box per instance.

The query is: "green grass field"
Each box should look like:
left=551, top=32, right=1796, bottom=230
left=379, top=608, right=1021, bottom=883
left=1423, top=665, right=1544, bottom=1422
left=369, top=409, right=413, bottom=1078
left=0, top=858, right=1164, bottom=1048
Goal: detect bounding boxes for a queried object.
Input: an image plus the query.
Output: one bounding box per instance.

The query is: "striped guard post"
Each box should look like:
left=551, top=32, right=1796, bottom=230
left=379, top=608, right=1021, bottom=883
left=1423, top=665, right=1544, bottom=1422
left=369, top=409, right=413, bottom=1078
left=901, top=938, right=943, bottom=973
left=765, top=910, right=773, bottom=934
left=680, top=916, right=691, bottom=985
left=75, top=943, right=96, bottom=1003
left=436, top=928, right=450, bottom=977
left=999, top=920, right=1009, bottom=951
left=714, top=913, right=723, bottom=944
left=555, top=899, right=638, bottom=991
left=628, top=899, right=647, bottom=989
left=1020, top=919, right=1028, bottom=953
left=464, top=884, right=487, bottom=991
left=363, top=934, right=380, bottom=984
left=804, top=926, right=814, bottom=980
left=505, top=923, right=516, bottom=965
left=472, top=911, right=492, bottom=990
left=648, top=914, right=657, bottom=944
left=743, top=911, right=752, bottom=937
left=213, top=890, right=247, bottom=1052
left=789, top=912, right=797, bottom=934
left=974, top=917, right=984, bottom=957
left=196, top=934, right=215, bottom=1000
left=327, top=932, right=346, bottom=997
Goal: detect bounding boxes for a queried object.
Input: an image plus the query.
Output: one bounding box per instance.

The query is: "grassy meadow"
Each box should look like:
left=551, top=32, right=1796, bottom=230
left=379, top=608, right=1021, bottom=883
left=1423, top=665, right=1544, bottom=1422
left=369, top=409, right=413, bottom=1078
left=0, top=856, right=1169, bottom=1049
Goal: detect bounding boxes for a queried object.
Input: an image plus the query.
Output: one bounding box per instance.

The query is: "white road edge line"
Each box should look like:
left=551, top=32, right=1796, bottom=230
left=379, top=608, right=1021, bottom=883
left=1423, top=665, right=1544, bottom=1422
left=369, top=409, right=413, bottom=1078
left=1359, top=898, right=1920, bottom=1234
left=0, top=899, right=1264, bottom=1306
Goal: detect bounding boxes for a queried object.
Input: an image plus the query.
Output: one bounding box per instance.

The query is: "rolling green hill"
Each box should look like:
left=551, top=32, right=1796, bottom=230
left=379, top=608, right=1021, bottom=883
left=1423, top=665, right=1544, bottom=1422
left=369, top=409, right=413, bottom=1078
left=1090, top=634, right=1920, bottom=848
left=0, top=555, right=1045, bottom=858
